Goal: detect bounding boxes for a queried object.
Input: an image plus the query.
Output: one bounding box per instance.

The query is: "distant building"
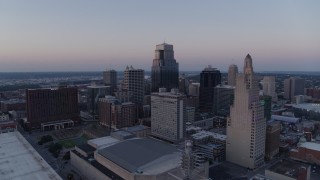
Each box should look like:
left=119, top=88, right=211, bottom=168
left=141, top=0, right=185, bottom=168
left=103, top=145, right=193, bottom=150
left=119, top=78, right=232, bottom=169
left=99, top=96, right=137, bottom=129
left=151, top=43, right=179, bottom=92
left=284, top=77, right=305, bottom=101
left=199, top=66, right=221, bottom=113
left=151, top=88, right=186, bottom=143
left=262, top=76, right=278, bottom=102
left=114, top=90, right=133, bottom=103
left=265, top=121, right=280, bottom=160
left=179, top=74, right=189, bottom=94
left=306, top=88, right=320, bottom=100
left=103, top=69, right=117, bottom=94
left=227, top=64, right=238, bottom=86
left=0, top=99, right=26, bottom=112
left=26, top=88, right=79, bottom=130
left=87, top=85, right=109, bottom=118
left=0, top=112, right=9, bottom=121
left=226, top=54, right=266, bottom=169
left=213, top=85, right=234, bottom=116
left=188, top=83, right=200, bottom=96
left=123, top=66, right=145, bottom=109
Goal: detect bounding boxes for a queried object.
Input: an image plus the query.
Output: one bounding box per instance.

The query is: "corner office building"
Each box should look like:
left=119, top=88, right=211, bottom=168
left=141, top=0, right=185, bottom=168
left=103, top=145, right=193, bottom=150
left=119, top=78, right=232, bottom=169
left=226, top=54, right=266, bottom=169
left=26, top=87, right=79, bottom=130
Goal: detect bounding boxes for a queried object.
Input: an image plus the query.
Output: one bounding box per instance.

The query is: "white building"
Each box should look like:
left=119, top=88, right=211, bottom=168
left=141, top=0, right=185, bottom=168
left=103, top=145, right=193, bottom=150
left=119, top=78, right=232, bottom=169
left=226, top=54, right=266, bottom=169
left=151, top=88, right=186, bottom=143
left=123, top=66, right=145, bottom=106
left=262, top=76, right=278, bottom=102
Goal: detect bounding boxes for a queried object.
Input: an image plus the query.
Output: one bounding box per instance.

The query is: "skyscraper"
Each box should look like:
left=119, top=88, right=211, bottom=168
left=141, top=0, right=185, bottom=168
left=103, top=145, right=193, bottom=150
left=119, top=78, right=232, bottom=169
left=151, top=88, right=186, bottom=143
left=199, top=66, right=221, bottom=112
left=103, top=69, right=117, bottom=94
left=262, top=76, right=277, bottom=102
left=284, top=77, right=305, bottom=101
left=228, top=64, right=238, bottom=86
left=123, top=66, right=145, bottom=107
left=151, top=43, right=179, bottom=92
left=87, top=85, right=108, bottom=118
left=226, top=54, right=266, bottom=169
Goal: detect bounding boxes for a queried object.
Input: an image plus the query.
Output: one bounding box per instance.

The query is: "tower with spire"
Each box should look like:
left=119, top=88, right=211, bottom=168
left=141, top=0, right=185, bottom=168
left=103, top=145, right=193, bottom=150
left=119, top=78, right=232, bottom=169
left=226, top=54, right=266, bottom=169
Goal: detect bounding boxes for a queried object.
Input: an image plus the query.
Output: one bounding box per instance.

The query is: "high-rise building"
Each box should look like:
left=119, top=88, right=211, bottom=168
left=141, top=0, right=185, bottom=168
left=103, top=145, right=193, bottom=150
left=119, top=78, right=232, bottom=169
left=151, top=43, right=179, bottom=92
left=99, top=96, right=137, bottom=129
left=103, top=69, right=117, bottom=94
left=123, top=66, right=145, bottom=106
left=87, top=85, right=109, bottom=118
left=213, top=85, right=234, bottom=116
left=26, top=87, right=79, bottom=130
left=179, top=74, right=189, bottom=95
left=188, top=83, right=200, bottom=96
left=199, top=66, right=221, bottom=112
left=260, top=95, right=272, bottom=121
left=284, top=77, right=305, bottom=101
left=226, top=54, right=266, bottom=169
left=262, top=76, right=277, bottom=102
left=227, top=64, right=238, bottom=86
left=265, top=121, right=280, bottom=160
left=151, top=88, right=186, bottom=143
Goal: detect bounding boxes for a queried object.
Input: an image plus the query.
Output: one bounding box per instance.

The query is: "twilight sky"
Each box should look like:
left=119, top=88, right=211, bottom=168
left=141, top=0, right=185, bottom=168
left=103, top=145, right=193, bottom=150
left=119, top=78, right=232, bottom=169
left=0, top=0, right=319, bottom=72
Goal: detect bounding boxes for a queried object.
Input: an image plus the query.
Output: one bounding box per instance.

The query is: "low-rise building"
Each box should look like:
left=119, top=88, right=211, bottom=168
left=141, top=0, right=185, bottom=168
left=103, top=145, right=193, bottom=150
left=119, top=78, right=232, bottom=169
left=290, top=142, right=320, bottom=165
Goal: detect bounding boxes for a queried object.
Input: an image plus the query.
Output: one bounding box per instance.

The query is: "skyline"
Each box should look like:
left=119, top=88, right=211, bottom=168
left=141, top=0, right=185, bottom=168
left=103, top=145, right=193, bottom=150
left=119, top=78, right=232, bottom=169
left=1, top=0, right=320, bottom=72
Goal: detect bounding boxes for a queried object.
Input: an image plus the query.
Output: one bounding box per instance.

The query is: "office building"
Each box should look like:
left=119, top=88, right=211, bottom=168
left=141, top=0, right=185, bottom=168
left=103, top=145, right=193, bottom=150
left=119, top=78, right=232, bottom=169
left=26, top=88, right=79, bottom=130
left=199, top=66, right=221, bottom=112
left=151, top=43, right=179, bottom=92
left=123, top=66, right=145, bottom=107
left=179, top=74, right=189, bottom=94
left=227, top=64, right=238, bottom=86
left=99, top=96, right=137, bottom=129
left=265, top=121, right=280, bottom=160
left=188, top=83, right=200, bottom=96
left=213, top=85, right=234, bottom=116
left=151, top=88, right=186, bottom=143
left=103, top=69, right=117, bottom=94
left=261, top=95, right=272, bottom=121
left=262, top=76, right=278, bottom=102
left=87, top=85, right=109, bottom=118
left=226, top=54, right=266, bottom=169
left=284, top=77, right=305, bottom=101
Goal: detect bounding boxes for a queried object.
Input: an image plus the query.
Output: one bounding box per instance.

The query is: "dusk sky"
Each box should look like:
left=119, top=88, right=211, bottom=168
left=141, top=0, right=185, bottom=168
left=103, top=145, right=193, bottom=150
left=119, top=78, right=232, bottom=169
left=0, top=0, right=319, bottom=72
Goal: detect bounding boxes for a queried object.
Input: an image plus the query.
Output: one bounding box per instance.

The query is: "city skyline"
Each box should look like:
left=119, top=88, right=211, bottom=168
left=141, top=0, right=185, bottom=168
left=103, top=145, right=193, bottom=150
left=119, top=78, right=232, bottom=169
left=1, top=0, right=319, bottom=72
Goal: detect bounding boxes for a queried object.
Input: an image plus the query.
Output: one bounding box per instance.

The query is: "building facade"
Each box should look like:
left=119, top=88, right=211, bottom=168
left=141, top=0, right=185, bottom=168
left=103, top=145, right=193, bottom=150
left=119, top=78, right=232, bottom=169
left=213, top=85, right=234, bottom=116
left=87, top=85, right=109, bottom=118
left=199, top=66, right=221, bottom=113
left=265, top=121, right=280, bottom=160
left=123, top=66, right=145, bottom=107
left=151, top=88, right=186, bottom=143
left=151, top=43, right=179, bottom=92
left=284, top=77, right=305, bottom=101
left=103, top=69, right=117, bottom=94
left=26, top=88, right=79, bottom=130
left=226, top=54, right=266, bottom=169
left=227, top=64, right=238, bottom=86
left=262, top=76, right=278, bottom=102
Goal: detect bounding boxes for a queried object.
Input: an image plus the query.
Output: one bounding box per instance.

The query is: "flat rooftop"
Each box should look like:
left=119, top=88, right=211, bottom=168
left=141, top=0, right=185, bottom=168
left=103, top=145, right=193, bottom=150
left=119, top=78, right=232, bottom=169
left=87, top=136, right=119, bottom=149
left=267, top=159, right=309, bottom=179
left=192, top=130, right=226, bottom=141
left=293, top=103, right=320, bottom=113
left=300, top=142, right=320, bottom=151
left=0, top=131, right=62, bottom=180
left=98, top=138, right=181, bottom=174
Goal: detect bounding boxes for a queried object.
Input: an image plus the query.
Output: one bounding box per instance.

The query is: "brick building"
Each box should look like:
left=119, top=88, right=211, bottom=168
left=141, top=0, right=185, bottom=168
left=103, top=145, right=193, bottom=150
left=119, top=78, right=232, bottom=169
left=290, top=142, right=320, bottom=165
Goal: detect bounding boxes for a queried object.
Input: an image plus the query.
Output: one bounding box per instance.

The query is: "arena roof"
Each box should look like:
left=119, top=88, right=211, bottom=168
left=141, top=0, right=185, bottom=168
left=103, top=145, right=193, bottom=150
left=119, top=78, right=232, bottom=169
left=271, top=115, right=300, bottom=123
left=0, top=131, right=62, bottom=180
left=98, top=138, right=181, bottom=174
left=293, top=103, right=320, bottom=113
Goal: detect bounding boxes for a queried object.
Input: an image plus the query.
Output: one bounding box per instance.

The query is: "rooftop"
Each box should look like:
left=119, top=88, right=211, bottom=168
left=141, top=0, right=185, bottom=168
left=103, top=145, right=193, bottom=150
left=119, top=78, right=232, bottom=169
left=293, top=103, right=320, bottom=113
left=267, top=159, right=309, bottom=179
left=271, top=115, right=300, bottom=123
left=0, top=131, right=62, bottom=180
left=98, top=138, right=181, bottom=174
left=88, top=136, right=120, bottom=149
left=191, top=130, right=226, bottom=141
left=299, top=142, right=320, bottom=151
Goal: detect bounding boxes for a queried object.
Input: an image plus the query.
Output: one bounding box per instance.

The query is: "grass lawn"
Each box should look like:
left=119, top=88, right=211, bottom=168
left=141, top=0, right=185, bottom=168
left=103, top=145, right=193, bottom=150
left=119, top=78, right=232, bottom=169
left=59, top=135, right=91, bottom=148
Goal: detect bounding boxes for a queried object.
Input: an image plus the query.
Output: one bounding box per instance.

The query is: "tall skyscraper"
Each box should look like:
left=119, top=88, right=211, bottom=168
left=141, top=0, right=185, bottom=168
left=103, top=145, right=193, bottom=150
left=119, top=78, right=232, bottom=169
left=103, top=69, right=117, bottom=94
left=284, top=77, right=305, bottom=101
left=226, top=54, right=266, bottom=169
left=228, top=64, right=238, bottom=86
left=213, top=85, right=234, bottom=116
left=151, top=43, right=179, bottom=92
left=262, top=76, right=277, bottom=102
left=26, top=87, right=79, bottom=130
left=151, top=88, right=186, bottom=143
left=87, top=85, right=108, bottom=118
left=199, top=66, right=221, bottom=112
left=123, top=66, right=145, bottom=107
